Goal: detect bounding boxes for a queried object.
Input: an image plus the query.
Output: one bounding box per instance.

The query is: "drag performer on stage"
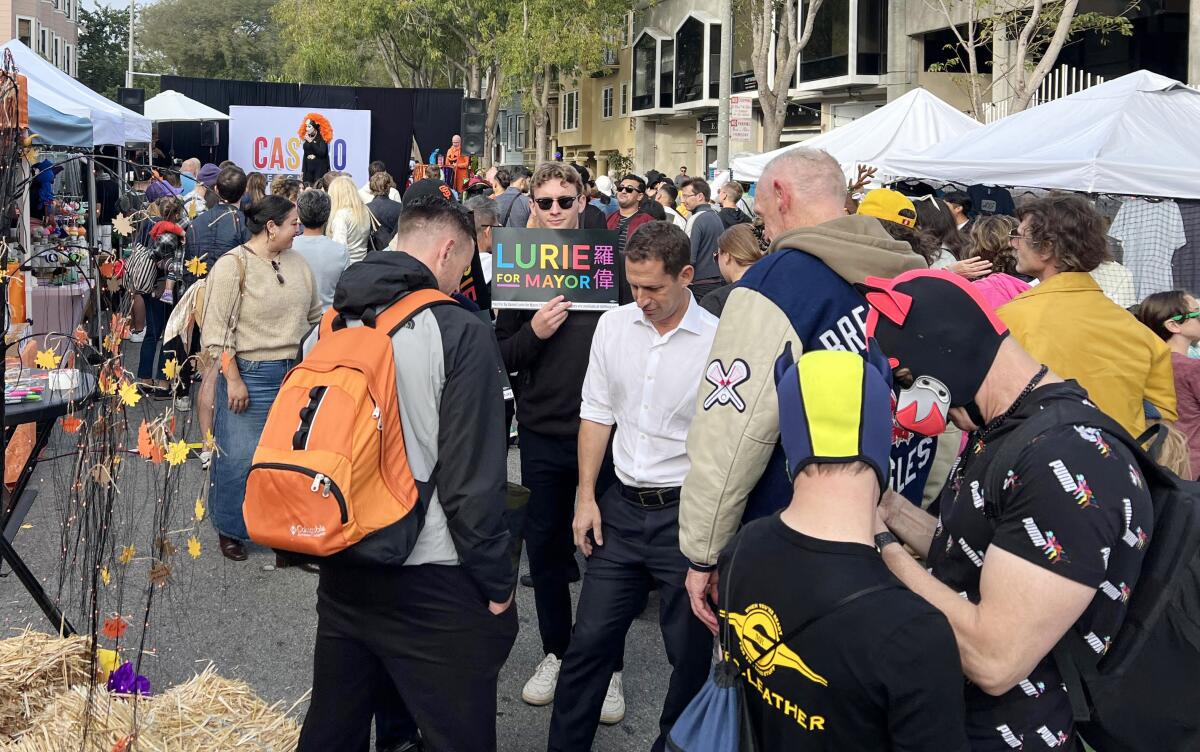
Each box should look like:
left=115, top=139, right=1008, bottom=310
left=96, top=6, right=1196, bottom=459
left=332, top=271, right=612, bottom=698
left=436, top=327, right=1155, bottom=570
left=301, top=114, right=333, bottom=186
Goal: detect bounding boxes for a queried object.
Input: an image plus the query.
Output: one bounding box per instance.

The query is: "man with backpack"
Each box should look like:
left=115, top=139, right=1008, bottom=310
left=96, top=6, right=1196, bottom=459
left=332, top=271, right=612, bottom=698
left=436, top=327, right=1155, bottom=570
left=865, top=269, right=1167, bottom=750
left=291, top=197, right=516, bottom=752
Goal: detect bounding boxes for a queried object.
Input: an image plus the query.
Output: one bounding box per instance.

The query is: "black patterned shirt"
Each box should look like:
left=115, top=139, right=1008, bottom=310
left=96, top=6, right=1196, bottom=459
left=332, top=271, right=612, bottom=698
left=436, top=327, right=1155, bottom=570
left=927, top=381, right=1153, bottom=750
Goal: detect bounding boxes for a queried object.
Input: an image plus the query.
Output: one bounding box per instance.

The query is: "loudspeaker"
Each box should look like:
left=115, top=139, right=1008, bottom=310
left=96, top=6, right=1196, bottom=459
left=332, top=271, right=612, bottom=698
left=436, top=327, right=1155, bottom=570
left=460, top=98, right=486, bottom=157
left=117, top=87, right=144, bottom=115
left=200, top=121, right=219, bottom=147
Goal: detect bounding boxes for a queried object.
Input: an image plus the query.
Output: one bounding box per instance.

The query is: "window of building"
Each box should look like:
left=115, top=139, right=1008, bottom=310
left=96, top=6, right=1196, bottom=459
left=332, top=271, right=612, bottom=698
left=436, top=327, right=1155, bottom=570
left=799, top=0, right=850, bottom=82
left=601, top=87, right=614, bottom=119
left=632, top=33, right=657, bottom=111
left=65, top=0, right=72, bottom=18
left=620, top=82, right=629, bottom=116
left=561, top=90, right=579, bottom=131
left=53, top=37, right=60, bottom=68
left=52, top=0, right=60, bottom=11
left=923, top=26, right=992, bottom=72
left=38, top=28, right=47, bottom=56
left=674, top=17, right=706, bottom=105
left=857, top=0, right=886, bottom=75
left=17, top=18, right=32, bottom=48
left=708, top=23, right=721, bottom=99
left=731, top=13, right=756, bottom=93
left=517, top=115, right=527, bottom=150
left=659, top=39, right=674, bottom=109
left=66, top=43, right=73, bottom=75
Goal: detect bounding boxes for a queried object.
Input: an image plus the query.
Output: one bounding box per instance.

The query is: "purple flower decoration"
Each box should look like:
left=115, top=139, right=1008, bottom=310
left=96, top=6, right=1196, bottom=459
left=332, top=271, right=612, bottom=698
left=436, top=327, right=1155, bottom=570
left=106, top=662, right=152, bottom=696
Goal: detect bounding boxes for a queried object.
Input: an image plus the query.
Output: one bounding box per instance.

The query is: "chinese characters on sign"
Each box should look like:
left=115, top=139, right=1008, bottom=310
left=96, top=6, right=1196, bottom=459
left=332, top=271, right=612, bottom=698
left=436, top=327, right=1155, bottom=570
left=491, top=229, right=622, bottom=311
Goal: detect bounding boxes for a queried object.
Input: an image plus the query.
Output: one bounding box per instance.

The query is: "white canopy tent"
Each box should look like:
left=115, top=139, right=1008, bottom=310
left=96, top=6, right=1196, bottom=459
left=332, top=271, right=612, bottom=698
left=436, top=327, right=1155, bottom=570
left=0, top=39, right=150, bottom=145
left=730, top=88, right=981, bottom=182
left=877, top=70, right=1200, bottom=199
left=144, top=90, right=229, bottom=123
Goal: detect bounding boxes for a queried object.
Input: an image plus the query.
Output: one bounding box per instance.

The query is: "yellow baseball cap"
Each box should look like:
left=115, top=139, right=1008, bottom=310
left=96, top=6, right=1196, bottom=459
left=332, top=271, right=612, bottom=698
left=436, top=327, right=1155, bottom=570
left=857, top=189, right=917, bottom=228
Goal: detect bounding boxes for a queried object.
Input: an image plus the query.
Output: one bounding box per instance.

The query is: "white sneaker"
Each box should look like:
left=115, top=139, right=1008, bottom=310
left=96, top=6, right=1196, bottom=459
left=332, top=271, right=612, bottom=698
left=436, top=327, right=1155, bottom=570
left=176, top=396, right=191, bottom=412
left=599, top=671, right=625, bottom=725
left=128, top=329, right=145, bottom=343
left=521, top=653, right=561, bottom=706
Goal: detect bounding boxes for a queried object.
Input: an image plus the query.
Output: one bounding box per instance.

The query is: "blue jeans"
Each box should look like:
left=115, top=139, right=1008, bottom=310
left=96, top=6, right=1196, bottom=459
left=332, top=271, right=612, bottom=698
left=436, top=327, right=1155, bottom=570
left=137, top=295, right=172, bottom=380
left=211, top=357, right=293, bottom=541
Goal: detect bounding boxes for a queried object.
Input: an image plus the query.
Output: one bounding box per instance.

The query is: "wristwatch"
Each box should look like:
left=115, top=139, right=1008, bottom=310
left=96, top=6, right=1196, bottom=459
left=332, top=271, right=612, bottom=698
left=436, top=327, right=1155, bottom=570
left=874, top=531, right=900, bottom=553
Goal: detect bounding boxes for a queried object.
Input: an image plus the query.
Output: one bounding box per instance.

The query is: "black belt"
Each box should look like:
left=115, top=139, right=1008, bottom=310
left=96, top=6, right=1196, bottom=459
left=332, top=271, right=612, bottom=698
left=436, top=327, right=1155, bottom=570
left=618, top=482, right=681, bottom=508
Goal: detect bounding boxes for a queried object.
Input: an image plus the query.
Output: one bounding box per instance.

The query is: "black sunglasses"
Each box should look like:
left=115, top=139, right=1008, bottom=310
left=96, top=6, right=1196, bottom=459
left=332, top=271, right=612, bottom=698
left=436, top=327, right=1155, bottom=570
left=617, top=185, right=642, bottom=194
left=270, top=259, right=284, bottom=286
left=534, top=196, right=578, bottom=210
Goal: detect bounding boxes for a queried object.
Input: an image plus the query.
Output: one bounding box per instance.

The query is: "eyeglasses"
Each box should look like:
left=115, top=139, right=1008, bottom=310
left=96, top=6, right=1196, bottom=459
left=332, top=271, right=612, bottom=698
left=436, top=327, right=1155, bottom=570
left=534, top=196, right=578, bottom=210
left=616, top=186, right=642, bottom=194
left=270, top=259, right=284, bottom=286
left=1008, top=231, right=1028, bottom=241
left=1169, top=311, right=1200, bottom=322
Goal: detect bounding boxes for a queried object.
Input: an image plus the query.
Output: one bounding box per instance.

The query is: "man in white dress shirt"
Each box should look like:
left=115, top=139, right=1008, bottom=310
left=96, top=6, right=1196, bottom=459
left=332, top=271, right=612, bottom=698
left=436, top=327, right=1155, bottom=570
left=547, top=221, right=718, bottom=752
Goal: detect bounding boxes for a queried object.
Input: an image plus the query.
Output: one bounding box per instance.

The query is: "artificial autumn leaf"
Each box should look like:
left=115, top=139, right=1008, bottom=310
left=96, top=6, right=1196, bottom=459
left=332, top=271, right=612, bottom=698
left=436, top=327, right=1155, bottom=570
left=109, top=313, right=131, bottom=340
left=187, top=535, right=201, bottom=559
left=103, top=333, right=122, bottom=354
left=118, top=545, right=135, bottom=565
left=186, top=256, right=208, bottom=277
left=194, top=499, right=206, bottom=522
left=118, top=381, right=141, bottom=407
left=100, top=566, right=111, bottom=587
left=96, top=648, right=120, bottom=680
left=101, top=615, right=128, bottom=640
left=60, top=415, right=83, bottom=433
left=99, top=373, right=116, bottom=395
left=34, top=348, right=61, bottom=370
left=203, top=430, right=216, bottom=452
left=73, top=326, right=89, bottom=346
left=90, top=463, right=114, bottom=487
left=136, top=421, right=153, bottom=458
left=149, top=562, right=171, bottom=586
left=162, top=359, right=180, bottom=381
left=112, top=213, right=133, bottom=237
left=165, top=440, right=189, bottom=466
left=111, top=733, right=136, bottom=752
left=157, top=538, right=177, bottom=558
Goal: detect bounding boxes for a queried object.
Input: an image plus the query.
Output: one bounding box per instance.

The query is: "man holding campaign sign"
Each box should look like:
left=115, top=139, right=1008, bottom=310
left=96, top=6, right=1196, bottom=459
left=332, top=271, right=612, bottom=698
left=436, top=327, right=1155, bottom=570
left=228, top=106, right=371, bottom=186
left=494, top=163, right=629, bottom=725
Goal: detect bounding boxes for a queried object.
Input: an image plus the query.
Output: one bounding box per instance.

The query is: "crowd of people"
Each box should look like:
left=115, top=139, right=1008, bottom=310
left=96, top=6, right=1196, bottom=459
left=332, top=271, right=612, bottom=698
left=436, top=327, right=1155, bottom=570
left=117, top=137, right=1199, bottom=752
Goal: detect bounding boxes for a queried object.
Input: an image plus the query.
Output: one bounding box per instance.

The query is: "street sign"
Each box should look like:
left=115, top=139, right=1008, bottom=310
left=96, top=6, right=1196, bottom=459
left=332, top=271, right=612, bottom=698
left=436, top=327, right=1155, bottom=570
left=730, top=96, right=752, bottom=140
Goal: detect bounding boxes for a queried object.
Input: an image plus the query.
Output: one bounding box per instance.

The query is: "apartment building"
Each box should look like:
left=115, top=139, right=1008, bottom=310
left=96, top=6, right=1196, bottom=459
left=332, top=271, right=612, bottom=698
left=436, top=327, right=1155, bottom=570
left=498, top=0, right=1196, bottom=178
left=9, top=0, right=79, bottom=76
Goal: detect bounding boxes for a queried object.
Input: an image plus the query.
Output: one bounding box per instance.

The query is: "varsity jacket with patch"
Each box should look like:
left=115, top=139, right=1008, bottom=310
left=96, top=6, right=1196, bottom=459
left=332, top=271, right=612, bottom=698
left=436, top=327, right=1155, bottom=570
left=679, top=215, right=928, bottom=566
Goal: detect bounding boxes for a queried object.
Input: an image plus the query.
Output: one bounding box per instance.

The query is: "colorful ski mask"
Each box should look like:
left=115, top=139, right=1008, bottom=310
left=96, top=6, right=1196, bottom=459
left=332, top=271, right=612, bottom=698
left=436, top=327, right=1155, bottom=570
left=862, top=269, right=1009, bottom=435
left=774, top=344, right=893, bottom=496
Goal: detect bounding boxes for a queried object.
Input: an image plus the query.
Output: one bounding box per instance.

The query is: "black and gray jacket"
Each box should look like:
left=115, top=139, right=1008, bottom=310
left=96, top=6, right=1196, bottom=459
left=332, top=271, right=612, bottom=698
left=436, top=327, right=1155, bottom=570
left=303, top=251, right=515, bottom=602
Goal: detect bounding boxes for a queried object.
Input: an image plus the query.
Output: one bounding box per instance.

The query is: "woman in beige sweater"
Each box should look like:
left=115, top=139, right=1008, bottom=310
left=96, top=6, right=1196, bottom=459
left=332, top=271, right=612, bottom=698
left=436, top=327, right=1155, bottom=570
left=202, top=194, right=322, bottom=561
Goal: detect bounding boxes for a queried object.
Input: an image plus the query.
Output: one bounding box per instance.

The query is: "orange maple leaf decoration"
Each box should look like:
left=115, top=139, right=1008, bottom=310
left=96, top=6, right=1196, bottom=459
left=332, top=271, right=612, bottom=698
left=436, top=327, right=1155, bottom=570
left=111, top=734, right=137, bottom=752
left=101, top=615, right=128, bottom=640
left=73, top=326, right=89, bottom=346
left=60, top=415, right=83, bottom=434
left=136, top=420, right=164, bottom=464
left=109, top=313, right=131, bottom=340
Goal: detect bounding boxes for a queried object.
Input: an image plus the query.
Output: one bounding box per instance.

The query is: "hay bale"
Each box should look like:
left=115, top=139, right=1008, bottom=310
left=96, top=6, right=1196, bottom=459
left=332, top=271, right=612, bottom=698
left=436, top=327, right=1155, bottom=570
left=0, top=631, right=90, bottom=737
left=1, top=665, right=305, bottom=751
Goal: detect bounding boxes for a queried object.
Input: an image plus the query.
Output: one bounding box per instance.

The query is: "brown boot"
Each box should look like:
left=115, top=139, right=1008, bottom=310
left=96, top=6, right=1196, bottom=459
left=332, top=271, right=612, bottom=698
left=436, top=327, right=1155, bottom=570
left=218, top=534, right=247, bottom=561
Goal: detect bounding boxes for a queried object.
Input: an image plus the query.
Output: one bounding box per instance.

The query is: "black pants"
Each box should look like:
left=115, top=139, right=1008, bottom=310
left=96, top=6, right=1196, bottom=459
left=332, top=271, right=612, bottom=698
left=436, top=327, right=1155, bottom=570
left=298, top=564, right=518, bottom=752
left=547, top=484, right=712, bottom=752
left=519, top=425, right=616, bottom=659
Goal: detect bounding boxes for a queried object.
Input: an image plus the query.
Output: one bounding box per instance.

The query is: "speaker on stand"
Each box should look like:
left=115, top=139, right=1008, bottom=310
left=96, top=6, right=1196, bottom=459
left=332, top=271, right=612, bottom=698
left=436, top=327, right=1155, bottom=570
left=116, top=87, right=144, bottom=115
left=460, top=98, right=486, bottom=157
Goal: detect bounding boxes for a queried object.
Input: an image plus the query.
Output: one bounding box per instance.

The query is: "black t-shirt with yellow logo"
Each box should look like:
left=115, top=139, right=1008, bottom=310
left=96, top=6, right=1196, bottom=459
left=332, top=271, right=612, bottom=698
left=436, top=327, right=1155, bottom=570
left=718, top=515, right=970, bottom=751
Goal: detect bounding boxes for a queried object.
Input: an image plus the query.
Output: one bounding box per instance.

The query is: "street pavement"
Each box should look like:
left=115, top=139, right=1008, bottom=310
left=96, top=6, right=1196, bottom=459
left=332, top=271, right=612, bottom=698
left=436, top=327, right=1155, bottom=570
left=0, top=345, right=672, bottom=751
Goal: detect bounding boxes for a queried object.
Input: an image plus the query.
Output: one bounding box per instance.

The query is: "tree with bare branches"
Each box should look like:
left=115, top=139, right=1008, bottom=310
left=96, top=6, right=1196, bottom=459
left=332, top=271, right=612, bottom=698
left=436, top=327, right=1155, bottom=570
left=749, top=0, right=826, bottom=150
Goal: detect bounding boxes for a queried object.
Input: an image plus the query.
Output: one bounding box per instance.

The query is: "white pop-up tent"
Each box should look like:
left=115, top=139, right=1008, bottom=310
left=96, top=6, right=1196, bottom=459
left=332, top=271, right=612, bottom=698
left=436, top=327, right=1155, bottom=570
left=144, top=90, right=229, bottom=123
left=0, top=39, right=150, bottom=145
left=730, top=88, right=981, bottom=182
left=877, top=70, right=1200, bottom=199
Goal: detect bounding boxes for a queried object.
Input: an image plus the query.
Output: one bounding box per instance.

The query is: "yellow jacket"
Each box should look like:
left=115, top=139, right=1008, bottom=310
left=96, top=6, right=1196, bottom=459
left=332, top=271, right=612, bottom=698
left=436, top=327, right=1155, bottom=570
left=998, top=272, right=1177, bottom=436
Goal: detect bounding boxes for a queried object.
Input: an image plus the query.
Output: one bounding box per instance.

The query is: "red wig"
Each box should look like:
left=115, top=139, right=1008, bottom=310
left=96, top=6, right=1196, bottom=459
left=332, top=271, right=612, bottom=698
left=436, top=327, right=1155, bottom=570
left=299, top=113, right=334, bottom=143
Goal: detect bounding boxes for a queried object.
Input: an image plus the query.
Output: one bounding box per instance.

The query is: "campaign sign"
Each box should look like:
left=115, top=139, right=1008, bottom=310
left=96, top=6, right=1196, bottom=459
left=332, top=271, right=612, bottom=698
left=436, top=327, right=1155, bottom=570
left=491, top=229, right=620, bottom=311
left=228, top=106, right=371, bottom=182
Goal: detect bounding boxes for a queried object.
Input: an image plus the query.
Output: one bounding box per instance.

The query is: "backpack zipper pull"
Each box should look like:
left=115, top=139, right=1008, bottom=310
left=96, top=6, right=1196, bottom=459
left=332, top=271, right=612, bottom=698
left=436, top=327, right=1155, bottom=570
left=321, top=477, right=332, bottom=498
left=310, top=473, right=324, bottom=493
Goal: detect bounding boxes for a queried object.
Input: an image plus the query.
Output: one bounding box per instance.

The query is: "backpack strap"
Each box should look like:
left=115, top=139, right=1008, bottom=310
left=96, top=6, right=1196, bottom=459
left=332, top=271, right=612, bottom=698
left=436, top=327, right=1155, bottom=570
left=377, top=288, right=456, bottom=334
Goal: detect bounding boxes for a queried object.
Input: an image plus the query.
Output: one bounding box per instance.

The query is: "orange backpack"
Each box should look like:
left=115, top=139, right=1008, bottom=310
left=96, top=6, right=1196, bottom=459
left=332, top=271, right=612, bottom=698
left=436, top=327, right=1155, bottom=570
left=244, top=288, right=453, bottom=557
